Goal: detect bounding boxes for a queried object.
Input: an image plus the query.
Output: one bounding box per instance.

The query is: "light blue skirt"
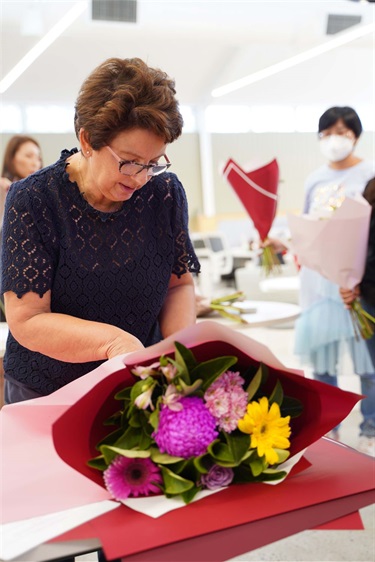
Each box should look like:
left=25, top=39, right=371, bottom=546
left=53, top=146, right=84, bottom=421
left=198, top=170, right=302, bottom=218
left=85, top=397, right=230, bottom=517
left=295, top=268, right=374, bottom=376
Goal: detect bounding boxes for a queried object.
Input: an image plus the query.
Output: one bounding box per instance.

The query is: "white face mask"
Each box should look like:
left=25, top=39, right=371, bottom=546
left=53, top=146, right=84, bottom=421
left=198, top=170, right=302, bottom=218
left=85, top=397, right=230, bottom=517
left=319, top=135, right=355, bottom=162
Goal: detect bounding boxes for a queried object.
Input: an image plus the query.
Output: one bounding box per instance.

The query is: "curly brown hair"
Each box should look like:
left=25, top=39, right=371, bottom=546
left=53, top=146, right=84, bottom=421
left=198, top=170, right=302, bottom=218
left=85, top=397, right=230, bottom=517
left=74, top=58, right=183, bottom=148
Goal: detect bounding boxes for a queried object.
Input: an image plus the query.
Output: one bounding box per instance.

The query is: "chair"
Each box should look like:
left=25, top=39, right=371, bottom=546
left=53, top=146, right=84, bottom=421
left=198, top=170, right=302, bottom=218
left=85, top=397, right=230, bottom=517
left=234, top=260, right=300, bottom=304
left=191, top=232, right=234, bottom=297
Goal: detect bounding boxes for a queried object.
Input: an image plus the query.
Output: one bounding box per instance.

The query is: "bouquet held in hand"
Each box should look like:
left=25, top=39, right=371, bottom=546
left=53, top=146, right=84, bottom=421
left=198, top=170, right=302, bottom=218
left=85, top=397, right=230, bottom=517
left=288, top=195, right=375, bottom=339
left=223, top=157, right=282, bottom=274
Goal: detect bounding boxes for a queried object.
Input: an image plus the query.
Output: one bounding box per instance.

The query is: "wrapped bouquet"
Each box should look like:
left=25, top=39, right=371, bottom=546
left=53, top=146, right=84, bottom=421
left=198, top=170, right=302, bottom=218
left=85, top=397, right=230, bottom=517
left=288, top=195, right=375, bottom=339
left=1, top=322, right=369, bottom=561
left=223, top=157, right=282, bottom=274
left=88, top=340, right=302, bottom=504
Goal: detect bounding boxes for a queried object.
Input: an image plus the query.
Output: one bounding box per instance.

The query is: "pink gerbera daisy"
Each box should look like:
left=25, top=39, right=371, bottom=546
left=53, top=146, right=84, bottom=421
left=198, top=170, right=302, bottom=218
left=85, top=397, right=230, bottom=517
left=103, top=456, right=162, bottom=500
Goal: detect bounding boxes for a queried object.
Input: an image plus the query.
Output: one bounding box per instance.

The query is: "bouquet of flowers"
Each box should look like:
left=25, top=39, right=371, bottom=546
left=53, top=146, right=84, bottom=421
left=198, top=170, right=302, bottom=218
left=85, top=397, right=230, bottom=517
left=223, top=157, right=282, bottom=275
left=88, top=340, right=303, bottom=504
left=288, top=195, right=375, bottom=339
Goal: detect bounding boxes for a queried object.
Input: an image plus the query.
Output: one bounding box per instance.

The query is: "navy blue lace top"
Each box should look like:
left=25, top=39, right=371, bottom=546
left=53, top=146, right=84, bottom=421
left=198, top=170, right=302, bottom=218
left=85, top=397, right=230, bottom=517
left=1, top=148, right=200, bottom=394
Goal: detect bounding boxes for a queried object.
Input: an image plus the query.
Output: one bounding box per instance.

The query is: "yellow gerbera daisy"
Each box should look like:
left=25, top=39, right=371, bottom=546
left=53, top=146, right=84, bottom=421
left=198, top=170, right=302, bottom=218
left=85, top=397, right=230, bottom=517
left=238, top=396, right=291, bottom=465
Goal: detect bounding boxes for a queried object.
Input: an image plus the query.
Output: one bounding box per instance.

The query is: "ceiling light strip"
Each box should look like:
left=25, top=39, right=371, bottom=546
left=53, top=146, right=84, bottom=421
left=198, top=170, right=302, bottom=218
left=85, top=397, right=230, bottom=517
left=0, top=1, right=88, bottom=94
left=212, top=22, right=375, bottom=98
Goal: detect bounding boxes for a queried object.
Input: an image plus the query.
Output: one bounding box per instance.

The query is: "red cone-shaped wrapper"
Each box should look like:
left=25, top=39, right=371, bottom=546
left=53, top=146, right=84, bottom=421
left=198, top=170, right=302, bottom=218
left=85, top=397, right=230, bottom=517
left=223, top=157, right=279, bottom=241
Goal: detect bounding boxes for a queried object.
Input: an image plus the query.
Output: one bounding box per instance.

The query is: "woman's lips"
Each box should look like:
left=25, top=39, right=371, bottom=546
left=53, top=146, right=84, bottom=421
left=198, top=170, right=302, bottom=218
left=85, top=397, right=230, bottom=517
left=119, top=182, right=136, bottom=195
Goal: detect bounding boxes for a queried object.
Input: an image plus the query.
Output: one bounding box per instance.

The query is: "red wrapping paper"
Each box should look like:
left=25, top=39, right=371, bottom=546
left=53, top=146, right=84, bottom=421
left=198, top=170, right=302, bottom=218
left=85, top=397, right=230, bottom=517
left=223, top=157, right=279, bottom=241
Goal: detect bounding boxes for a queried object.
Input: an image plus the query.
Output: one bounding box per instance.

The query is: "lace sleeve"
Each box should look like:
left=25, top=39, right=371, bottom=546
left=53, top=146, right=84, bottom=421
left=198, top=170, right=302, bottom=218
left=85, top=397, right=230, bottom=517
left=168, top=174, right=201, bottom=277
left=1, top=181, right=54, bottom=298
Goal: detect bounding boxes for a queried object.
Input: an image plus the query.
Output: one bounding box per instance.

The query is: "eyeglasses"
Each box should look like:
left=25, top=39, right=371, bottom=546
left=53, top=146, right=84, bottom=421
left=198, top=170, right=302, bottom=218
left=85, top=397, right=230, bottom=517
left=106, top=146, right=171, bottom=177
left=318, top=130, right=355, bottom=140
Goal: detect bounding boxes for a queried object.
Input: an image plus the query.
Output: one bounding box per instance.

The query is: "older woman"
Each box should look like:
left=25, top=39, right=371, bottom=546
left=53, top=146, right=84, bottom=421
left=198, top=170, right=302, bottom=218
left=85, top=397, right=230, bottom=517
left=1, top=57, right=200, bottom=406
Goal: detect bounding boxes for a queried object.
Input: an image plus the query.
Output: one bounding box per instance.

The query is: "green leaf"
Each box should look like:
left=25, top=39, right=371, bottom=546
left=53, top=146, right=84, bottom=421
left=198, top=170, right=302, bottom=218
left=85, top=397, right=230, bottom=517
left=269, top=379, right=284, bottom=407
left=113, top=426, right=143, bottom=450
left=225, top=431, right=251, bottom=464
left=180, top=485, right=201, bottom=504
left=280, top=396, right=303, bottom=418
left=246, top=363, right=266, bottom=400
left=148, top=406, right=160, bottom=430
left=193, top=454, right=211, bottom=474
left=100, top=445, right=150, bottom=464
left=249, top=456, right=267, bottom=477
left=114, top=386, right=132, bottom=401
left=95, top=427, right=127, bottom=450
left=260, top=469, right=287, bottom=481
left=160, top=466, right=194, bottom=495
left=207, top=440, right=243, bottom=467
left=273, top=449, right=290, bottom=464
left=178, top=378, right=203, bottom=396
left=138, top=432, right=153, bottom=450
left=87, top=455, right=108, bottom=471
left=232, top=464, right=257, bottom=483
left=149, top=448, right=184, bottom=464
left=103, top=410, right=123, bottom=426
left=192, top=356, right=238, bottom=391
left=174, top=341, right=198, bottom=372
left=128, top=410, right=143, bottom=428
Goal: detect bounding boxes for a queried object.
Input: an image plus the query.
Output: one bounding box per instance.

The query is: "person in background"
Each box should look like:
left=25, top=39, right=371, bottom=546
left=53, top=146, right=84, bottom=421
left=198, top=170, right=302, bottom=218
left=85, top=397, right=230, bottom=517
left=265, top=107, right=375, bottom=456
left=1, top=134, right=42, bottom=184
left=1, top=58, right=200, bottom=561
left=339, top=177, right=375, bottom=455
left=0, top=135, right=43, bottom=321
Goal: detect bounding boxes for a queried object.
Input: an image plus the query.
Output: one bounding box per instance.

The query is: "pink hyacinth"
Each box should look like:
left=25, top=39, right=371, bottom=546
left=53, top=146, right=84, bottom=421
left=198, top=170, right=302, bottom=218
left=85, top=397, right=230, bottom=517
left=153, top=396, right=218, bottom=458
left=204, top=370, right=248, bottom=432
left=103, top=456, right=162, bottom=500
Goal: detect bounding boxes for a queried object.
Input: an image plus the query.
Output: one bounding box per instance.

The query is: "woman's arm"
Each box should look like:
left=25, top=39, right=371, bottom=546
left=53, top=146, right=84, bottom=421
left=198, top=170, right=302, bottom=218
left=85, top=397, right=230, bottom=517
left=4, top=290, right=144, bottom=361
left=158, top=272, right=196, bottom=337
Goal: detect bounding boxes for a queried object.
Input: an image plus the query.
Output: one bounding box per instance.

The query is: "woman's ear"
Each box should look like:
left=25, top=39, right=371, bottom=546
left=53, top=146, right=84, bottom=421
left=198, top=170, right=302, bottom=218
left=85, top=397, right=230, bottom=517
left=79, top=128, right=92, bottom=156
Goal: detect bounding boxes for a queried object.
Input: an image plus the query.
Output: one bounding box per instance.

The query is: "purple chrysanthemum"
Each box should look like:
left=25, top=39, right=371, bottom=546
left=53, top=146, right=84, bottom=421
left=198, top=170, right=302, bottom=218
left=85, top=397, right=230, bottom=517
left=103, top=456, right=162, bottom=500
left=153, top=396, right=218, bottom=459
left=199, top=464, right=234, bottom=490
left=204, top=370, right=248, bottom=433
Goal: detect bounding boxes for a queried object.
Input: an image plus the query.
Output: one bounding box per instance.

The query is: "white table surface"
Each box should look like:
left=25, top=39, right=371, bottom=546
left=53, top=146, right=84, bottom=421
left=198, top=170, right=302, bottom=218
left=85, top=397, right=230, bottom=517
left=199, top=300, right=300, bottom=329
left=259, top=275, right=300, bottom=293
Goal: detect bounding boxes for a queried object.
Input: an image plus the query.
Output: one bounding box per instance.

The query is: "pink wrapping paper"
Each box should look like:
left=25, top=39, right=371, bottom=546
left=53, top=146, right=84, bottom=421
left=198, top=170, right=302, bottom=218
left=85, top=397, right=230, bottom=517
left=288, top=195, right=371, bottom=289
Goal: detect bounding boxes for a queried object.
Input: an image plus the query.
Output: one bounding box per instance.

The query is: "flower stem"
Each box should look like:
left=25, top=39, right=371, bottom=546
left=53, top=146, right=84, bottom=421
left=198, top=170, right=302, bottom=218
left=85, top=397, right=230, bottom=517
left=350, top=299, right=374, bottom=340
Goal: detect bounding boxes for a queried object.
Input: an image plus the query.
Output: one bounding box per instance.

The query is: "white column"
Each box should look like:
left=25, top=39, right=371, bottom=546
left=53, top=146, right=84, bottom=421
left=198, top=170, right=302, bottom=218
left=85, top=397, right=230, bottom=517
left=196, top=107, right=215, bottom=217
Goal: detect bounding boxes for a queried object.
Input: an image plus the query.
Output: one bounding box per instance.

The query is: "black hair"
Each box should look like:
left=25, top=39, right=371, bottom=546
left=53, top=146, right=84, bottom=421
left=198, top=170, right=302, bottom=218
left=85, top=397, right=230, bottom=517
left=318, top=106, right=363, bottom=138
left=363, top=177, right=375, bottom=209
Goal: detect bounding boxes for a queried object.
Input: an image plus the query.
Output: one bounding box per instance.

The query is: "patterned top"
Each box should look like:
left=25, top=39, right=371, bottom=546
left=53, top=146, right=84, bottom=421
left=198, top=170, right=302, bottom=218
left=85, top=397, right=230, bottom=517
left=1, top=148, right=200, bottom=394
left=303, top=160, right=375, bottom=215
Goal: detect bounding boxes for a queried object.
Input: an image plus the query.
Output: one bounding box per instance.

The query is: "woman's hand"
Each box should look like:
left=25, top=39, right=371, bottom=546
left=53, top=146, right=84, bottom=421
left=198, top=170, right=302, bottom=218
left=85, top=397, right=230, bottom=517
left=260, top=237, right=288, bottom=254
left=105, top=334, right=144, bottom=358
left=339, top=285, right=360, bottom=309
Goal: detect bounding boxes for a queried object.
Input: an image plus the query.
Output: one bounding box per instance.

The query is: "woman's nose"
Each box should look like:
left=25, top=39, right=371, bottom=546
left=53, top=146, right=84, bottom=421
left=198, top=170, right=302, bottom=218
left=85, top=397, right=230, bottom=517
left=128, top=169, right=150, bottom=188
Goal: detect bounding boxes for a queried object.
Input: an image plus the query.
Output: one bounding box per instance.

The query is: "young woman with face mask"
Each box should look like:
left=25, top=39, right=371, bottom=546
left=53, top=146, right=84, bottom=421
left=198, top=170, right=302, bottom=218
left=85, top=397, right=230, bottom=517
left=295, top=106, right=375, bottom=456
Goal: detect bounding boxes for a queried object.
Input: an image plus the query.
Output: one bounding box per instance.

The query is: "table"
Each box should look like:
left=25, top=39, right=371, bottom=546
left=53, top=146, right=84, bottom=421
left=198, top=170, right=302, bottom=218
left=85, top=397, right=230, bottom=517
left=199, top=300, right=301, bottom=328
left=3, top=439, right=374, bottom=562
left=259, top=275, right=300, bottom=293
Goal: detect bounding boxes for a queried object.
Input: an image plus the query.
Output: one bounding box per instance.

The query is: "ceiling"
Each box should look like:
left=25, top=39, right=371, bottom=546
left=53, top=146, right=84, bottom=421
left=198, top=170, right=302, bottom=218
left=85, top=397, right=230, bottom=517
left=1, top=0, right=374, bottom=113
